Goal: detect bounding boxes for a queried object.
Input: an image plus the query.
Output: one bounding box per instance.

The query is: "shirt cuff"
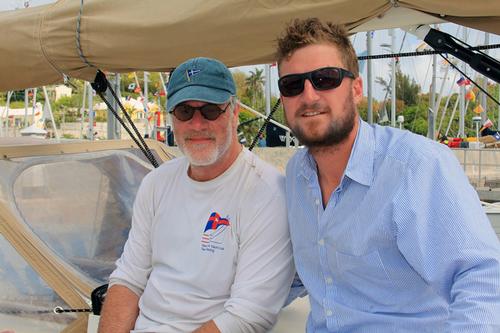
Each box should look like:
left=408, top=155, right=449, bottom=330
left=108, top=277, right=144, bottom=297
left=213, top=311, right=262, bottom=333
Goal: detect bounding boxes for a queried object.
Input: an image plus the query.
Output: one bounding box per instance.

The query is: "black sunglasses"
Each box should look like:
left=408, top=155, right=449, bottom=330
left=278, top=67, right=355, bottom=97
left=170, top=102, right=230, bottom=121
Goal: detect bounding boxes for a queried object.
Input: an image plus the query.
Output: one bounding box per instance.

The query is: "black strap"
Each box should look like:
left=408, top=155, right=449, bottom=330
left=248, top=99, right=282, bottom=151
left=91, top=71, right=160, bottom=168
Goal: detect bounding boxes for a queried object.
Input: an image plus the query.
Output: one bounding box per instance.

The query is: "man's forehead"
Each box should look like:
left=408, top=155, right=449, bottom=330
left=183, top=100, right=209, bottom=106
left=278, top=44, right=344, bottom=75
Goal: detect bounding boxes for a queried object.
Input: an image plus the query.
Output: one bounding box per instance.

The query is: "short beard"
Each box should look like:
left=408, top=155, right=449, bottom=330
left=288, top=94, right=356, bottom=148
left=175, top=112, right=234, bottom=167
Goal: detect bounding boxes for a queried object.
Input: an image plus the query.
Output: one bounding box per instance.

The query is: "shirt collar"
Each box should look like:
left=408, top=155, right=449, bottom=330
left=298, top=119, right=374, bottom=187
left=345, top=119, right=374, bottom=187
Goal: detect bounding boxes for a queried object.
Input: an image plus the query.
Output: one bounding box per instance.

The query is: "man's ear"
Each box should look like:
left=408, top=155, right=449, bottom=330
left=352, top=76, right=363, bottom=105
left=232, top=102, right=240, bottom=126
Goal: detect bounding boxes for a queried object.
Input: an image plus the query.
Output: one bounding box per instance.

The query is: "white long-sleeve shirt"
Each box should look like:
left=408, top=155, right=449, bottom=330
left=109, top=148, right=295, bottom=332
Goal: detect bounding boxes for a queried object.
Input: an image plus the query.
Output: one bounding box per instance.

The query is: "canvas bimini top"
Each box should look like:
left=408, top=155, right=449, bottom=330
left=0, top=0, right=499, bottom=91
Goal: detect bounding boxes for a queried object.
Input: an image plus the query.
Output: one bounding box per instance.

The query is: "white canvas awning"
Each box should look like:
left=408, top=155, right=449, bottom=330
left=0, top=0, right=498, bottom=91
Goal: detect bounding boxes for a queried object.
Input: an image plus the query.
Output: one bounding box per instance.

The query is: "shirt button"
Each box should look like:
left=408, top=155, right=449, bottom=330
left=326, top=309, right=333, bottom=316
left=318, top=239, right=325, bottom=246
left=325, top=277, right=333, bottom=284
left=315, top=198, right=320, bottom=205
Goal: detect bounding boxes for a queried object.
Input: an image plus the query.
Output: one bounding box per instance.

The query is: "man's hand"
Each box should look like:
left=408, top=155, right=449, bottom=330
left=98, top=284, right=140, bottom=333
left=192, top=320, right=221, bottom=333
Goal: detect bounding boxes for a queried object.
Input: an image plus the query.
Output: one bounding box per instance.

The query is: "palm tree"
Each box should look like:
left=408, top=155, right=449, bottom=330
left=245, top=68, right=265, bottom=109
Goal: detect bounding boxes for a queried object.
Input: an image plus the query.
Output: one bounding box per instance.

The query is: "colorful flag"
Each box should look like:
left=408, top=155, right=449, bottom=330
left=456, top=77, right=471, bottom=86
left=465, top=89, right=475, bottom=102
left=204, top=212, right=230, bottom=232
left=473, top=105, right=484, bottom=114
left=484, top=118, right=493, bottom=128
left=480, top=118, right=493, bottom=132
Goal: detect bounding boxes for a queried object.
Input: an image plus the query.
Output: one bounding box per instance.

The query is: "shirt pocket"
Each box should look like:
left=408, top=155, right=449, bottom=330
left=336, top=250, right=398, bottom=309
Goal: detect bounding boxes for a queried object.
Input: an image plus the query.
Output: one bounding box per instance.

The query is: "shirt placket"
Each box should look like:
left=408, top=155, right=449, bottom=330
left=313, top=179, right=341, bottom=331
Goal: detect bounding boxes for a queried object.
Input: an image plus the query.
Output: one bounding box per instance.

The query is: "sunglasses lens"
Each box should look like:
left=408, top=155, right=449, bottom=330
left=172, top=103, right=226, bottom=121
left=311, top=68, right=342, bottom=90
left=173, top=105, right=195, bottom=121
left=200, top=104, right=224, bottom=121
left=279, top=75, right=305, bottom=97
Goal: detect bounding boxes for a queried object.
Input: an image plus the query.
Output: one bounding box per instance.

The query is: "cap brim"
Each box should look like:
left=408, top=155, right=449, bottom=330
left=167, top=86, right=232, bottom=112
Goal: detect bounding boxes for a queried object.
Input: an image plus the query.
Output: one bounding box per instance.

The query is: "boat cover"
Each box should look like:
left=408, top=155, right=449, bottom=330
left=0, top=139, right=174, bottom=332
left=0, top=0, right=498, bottom=91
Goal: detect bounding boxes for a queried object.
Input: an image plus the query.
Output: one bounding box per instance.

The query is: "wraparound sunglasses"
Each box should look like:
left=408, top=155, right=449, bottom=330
left=278, top=66, right=355, bottom=97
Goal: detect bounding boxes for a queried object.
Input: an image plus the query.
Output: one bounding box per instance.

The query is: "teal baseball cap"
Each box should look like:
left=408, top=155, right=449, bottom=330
left=167, top=57, right=236, bottom=112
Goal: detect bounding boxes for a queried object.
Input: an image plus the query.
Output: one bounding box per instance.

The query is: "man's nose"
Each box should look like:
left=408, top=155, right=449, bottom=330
left=187, top=109, right=208, bottom=128
left=301, top=79, right=320, bottom=102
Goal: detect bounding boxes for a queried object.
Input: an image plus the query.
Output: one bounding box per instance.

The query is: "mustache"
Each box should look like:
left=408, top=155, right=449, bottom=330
left=184, top=131, right=216, bottom=140
left=297, top=102, right=331, bottom=115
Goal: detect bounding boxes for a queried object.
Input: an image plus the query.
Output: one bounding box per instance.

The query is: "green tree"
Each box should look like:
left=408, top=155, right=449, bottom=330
left=376, top=68, right=420, bottom=108
left=245, top=68, right=264, bottom=110
left=232, top=70, right=249, bottom=103
left=395, top=69, right=420, bottom=106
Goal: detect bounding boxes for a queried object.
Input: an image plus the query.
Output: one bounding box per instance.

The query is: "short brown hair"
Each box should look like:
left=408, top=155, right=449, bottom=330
left=276, top=18, right=359, bottom=77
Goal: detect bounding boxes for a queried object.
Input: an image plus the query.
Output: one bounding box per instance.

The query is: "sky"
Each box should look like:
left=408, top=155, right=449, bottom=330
left=2, top=0, right=500, bottom=102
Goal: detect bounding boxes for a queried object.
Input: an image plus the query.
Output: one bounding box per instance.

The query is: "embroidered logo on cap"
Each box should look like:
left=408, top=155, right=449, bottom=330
left=201, top=212, right=230, bottom=253
left=186, top=69, right=201, bottom=82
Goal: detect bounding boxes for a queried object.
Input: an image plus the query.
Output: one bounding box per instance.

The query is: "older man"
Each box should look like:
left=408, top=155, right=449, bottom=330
left=99, top=57, right=294, bottom=333
left=277, top=18, right=500, bottom=332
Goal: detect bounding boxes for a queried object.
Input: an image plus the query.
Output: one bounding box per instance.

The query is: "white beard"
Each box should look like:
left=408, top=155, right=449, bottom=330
left=176, top=112, right=234, bottom=167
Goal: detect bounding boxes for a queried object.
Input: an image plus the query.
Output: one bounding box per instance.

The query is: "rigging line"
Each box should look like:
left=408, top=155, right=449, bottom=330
left=95, top=88, right=157, bottom=167
left=437, top=71, right=458, bottom=135
left=104, top=79, right=160, bottom=168
left=439, top=54, right=500, bottom=107
left=357, top=43, right=500, bottom=61
left=436, top=26, right=462, bottom=136
left=444, top=96, right=460, bottom=137
left=377, top=31, right=407, bottom=123
left=248, top=99, right=281, bottom=151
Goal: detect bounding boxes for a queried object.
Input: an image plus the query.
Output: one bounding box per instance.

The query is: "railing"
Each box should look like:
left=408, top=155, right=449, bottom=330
left=453, top=148, right=500, bottom=189
left=238, top=102, right=299, bottom=147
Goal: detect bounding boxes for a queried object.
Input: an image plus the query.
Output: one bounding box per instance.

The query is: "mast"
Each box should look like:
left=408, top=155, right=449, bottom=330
left=31, top=88, right=37, bottom=124
left=106, top=73, right=121, bottom=139
left=366, top=31, right=373, bottom=124
left=265, top=64, right=271, bottom=116
left=1, top=91, right=12, bottom=137
left=42, top=86, right=60, bottom=140
left=481, top=32, right=489, bottom=124
left=87, top=82, right=94, bottom=140
left=144, top=72, right=150, bottom=137
left=24, top=89, right=29, bottom=127
left=458, top=27, right=467, bottom=137
left=80, top=82, right=87, bottom=139
left=428, top=52, right=437, bottom=139
left=390, top=29, right=396, bottom=127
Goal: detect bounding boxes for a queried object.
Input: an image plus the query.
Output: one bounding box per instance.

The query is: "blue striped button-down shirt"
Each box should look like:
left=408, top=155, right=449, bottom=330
left=286, top=120, right=500, bottom=332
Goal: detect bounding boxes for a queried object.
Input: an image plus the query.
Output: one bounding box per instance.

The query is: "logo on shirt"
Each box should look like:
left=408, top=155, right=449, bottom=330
left=201, top=212, right=230, bottom=253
